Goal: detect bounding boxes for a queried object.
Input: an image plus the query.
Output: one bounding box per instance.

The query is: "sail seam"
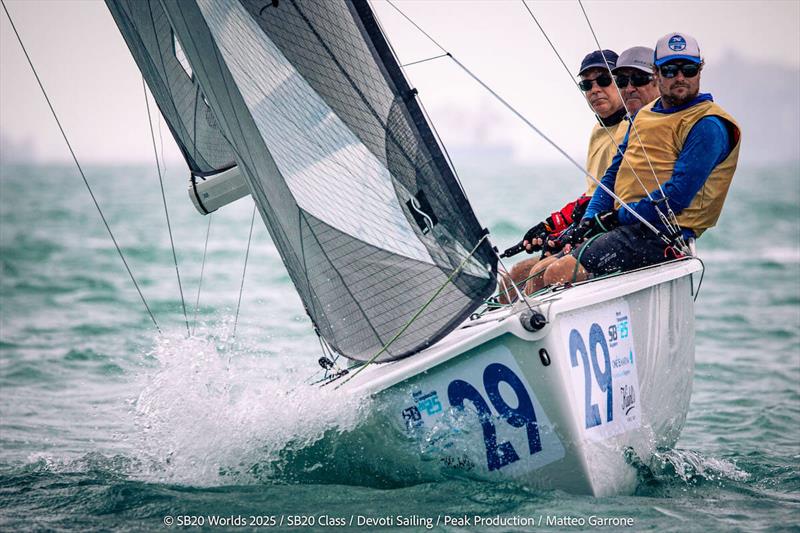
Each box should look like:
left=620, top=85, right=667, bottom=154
left=302, top=211, right=387, bottom=350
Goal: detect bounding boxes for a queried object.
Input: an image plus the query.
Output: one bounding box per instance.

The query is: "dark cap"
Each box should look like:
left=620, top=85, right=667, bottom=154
left=578, top=49, right=618, bottom=75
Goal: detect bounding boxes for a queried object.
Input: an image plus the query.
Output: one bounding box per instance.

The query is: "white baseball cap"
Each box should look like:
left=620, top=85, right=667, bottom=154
left=654, top=32, right=702, bottom=66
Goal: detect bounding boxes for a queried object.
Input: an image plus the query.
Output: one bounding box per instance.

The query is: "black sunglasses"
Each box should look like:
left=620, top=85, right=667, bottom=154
left=659, top=63, right=701, bottom=78
left=578, top=74, right=613, bottom=92
left=614, top=73, right=653, bottom=88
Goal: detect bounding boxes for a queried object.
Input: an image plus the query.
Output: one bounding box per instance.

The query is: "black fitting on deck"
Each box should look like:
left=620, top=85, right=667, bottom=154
left=520, top=309, right=547, bottom=332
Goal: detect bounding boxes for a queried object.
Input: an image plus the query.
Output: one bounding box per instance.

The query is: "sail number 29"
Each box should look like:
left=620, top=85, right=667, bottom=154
left=569, top=324, right=613, bottom=429
left=447, top=363, right=542, bottom=471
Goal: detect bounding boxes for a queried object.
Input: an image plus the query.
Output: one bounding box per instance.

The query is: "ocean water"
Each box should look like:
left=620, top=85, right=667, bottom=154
left=0, top=161, right=798, bottom=532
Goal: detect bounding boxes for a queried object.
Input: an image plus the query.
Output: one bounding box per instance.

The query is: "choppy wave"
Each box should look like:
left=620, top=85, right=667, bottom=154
left=131, top=323, right=372, bottom=486
left=2, top=163, right=798, bottom=531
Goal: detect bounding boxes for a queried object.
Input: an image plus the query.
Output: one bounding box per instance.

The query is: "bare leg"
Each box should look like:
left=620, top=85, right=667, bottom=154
left=543, top=255, right=590, bottom=286
left=497, top=256, right=540, bottom=304
left=524, top=255, right=561, bottom=294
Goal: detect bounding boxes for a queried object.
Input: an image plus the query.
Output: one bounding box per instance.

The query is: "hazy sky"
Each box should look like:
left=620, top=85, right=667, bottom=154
left=1, top=0, right=799, bottom=166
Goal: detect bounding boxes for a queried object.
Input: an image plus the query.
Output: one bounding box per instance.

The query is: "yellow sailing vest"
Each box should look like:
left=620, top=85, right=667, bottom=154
left=614, top=100, right=741, bottom=236
left=585, top=120, right=627, bottom=195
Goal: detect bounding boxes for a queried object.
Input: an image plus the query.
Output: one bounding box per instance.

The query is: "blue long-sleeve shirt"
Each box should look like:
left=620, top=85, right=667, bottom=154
left=584, top=93, right=731, bottom=237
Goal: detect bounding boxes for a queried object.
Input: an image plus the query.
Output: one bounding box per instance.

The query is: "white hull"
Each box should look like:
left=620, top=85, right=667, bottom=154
left=340, top=258, right=702, bottom=496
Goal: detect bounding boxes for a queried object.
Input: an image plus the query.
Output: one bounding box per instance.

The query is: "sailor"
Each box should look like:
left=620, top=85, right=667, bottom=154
left=576, top=49, right=628, bottom=197
left=536, top=47, right=660, bottom=264
left=612, top=46, right=660, bottom=115
left=525, top=46, right=660, bottom=278
left=525, top=32, right=741, bottom=292
left=499, top=50, right=625, bottom=301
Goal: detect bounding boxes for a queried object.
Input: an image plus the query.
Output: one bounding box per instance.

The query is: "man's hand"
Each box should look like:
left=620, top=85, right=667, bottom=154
left=560, top=210, right=620, bottom=248
left=522, top=218, right=554, bottom=253
left=575, top=210, right=619, bottom=242
left=543, top=225, right=576, bottom=255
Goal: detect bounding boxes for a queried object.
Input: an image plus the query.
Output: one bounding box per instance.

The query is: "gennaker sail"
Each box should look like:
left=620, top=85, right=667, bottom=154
left=106, top=0, right=497, bottom=362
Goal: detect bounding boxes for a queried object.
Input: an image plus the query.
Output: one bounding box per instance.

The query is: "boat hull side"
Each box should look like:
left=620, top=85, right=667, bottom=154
left=347, top=260, right=699, bottom=495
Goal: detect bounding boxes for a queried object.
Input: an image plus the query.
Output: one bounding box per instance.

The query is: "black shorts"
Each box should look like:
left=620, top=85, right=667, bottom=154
left=570, top=224, right=672, bottom=276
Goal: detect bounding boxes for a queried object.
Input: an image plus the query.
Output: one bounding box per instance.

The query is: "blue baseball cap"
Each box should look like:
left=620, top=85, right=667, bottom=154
left=578, top=49, right=618, bottom=75
left=654, top=33, right=702, bottom=66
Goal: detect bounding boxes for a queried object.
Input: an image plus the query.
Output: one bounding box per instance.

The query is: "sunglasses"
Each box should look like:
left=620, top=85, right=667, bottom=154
left=614, top=73, right=653, bottom=88
left=578, top=74, right=613, bottom=92
left=658, top=63, right=701, bottom=78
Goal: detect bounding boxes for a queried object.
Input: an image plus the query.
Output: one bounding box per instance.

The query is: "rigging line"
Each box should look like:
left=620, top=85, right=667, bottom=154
left=370, top=1, right=470, bottom=200
left=382, top=0, right=670, bottom=245
left=449, top=55, right=670, bottom=244
left=143, top=78, right=190, bottom=336
left=232, top=203, right=257, bottom=339
left=496, top=265, right=512, bottom=302
left=400, top=53, right=449, bottom=68
left=157, top=110, right=166, bottom=179
left=693, top=256, right=706, bottom=302
left=191, top=214, right=213, bottom=335
left=1, top=0, right=161, bottom=333
left=495, top=252, right=535, bottom=311
left=294, top=0, right=475, bottom=234
left=416, top=91, right=468, bottom=198
left=385, top=0, right=448, bottom=55
left=337, top=233, right=490, bottom=388
left=577, top=0, right=684, bottom=240
left=520, top=1, right=659, bottom=210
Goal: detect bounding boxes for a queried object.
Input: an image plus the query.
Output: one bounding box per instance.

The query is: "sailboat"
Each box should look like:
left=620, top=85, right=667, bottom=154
left=100, top=0, right=702, bottom=496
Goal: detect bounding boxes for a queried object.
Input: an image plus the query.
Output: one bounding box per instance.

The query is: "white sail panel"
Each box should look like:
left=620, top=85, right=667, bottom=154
left=197, top=0, right=433, bottom=264
left=148, top=0, right=497, bottom=361
left=106, top=0, right=236, bottom=174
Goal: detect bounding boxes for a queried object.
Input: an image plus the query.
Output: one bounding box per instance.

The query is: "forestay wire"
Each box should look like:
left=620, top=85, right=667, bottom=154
left=577, top=0, right=686, bottom=246
left=142, top=79, right=191, bottom=336
left=384, top=0, right=672, bottom=245
left=1, top=0, right=161, bottom=332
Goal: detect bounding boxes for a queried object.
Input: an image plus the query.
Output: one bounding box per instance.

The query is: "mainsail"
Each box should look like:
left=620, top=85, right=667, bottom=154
left=107, top=0, right=497, bottom=362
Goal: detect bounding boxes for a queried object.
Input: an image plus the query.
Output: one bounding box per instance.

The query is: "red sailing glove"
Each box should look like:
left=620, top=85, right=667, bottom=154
left=501, top=196, right=595, bottom=258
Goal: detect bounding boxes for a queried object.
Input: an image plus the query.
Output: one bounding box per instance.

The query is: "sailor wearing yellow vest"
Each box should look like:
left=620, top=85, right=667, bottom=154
left=580, top=50, right=628, bottom=196
left=498, top=50, right=625, bottom=302
left=514, top=50, right=626, bottom=257
left=526, top=32, right=741, bottom=291
left=612, top=46, right=661, bottom=119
